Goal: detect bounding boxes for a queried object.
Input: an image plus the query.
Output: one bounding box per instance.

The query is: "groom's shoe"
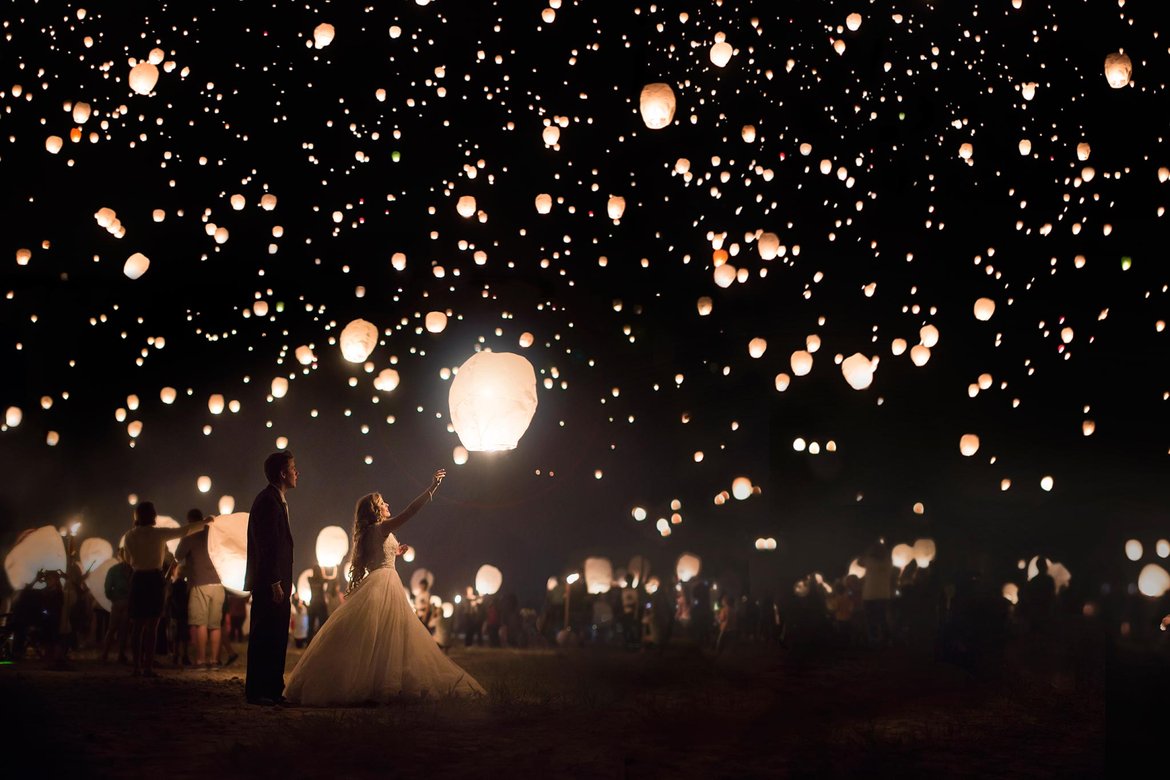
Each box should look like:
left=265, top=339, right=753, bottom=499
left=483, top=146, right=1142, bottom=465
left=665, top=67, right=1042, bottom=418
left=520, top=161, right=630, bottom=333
left=246, top=696, right=278, bottom=706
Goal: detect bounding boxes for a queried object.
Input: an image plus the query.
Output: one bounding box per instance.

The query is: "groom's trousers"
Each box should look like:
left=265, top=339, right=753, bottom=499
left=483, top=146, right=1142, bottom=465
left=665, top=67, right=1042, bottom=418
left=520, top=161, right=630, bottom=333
left=246, top=595, right=290, bottom=701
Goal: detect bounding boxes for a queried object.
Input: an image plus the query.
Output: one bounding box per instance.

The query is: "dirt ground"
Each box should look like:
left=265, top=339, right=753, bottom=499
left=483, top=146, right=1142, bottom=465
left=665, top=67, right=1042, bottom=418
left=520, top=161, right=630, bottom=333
left=0, top=636, right=1123, bottom=779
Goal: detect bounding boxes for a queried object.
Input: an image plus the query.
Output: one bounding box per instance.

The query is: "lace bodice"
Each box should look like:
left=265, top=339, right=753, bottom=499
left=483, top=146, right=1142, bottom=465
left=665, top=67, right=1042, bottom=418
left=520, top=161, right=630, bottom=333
left=361, top=526, right=399, bottom=572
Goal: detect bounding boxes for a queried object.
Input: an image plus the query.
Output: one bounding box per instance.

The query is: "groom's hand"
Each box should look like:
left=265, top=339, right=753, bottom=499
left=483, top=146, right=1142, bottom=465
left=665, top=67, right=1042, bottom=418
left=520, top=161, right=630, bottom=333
left=271, top=582, right=285, bottom=603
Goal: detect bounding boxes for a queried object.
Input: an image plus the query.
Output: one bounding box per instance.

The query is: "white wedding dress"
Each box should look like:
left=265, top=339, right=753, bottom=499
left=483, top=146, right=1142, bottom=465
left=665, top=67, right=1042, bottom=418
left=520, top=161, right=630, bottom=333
left=284, top=527, right=485, bottom=705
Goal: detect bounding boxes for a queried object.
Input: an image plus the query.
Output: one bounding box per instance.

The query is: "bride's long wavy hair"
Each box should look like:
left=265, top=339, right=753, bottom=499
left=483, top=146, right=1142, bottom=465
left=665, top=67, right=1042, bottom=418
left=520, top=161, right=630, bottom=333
left=347, top=492, right=382, bottom=593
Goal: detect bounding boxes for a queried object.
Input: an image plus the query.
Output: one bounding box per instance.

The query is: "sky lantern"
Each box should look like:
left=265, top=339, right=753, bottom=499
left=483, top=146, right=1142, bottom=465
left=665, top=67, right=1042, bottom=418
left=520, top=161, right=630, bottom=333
left=959, top=434, right=980, bottom=457
left=1125, top=539, right=1143, bottom=562
left=295, top=345, right=316, bottom=365
left=1040, top=475, right=1054, bottom=492
left=87, top=559, right=117, bottom=611
left=475, top=564, right=503, bottom=596
left=1018, top=139, right=1032, bottom=155
left=910, top=345, right=931, bottom=366
left=639, top=83, right=676, bottom=129
left=891, top=544, right=914, bottom=571
left=208, top=394, right=225, bottom=414
left=72, top=101, right=91, bottom=123
left=207, top=512, right=250, bottom=593
left=79, top=537, right=113, bottom=574
left=696, top=297, right=713, bottom=316
left=731, top=477, right=752, bottom=500
left=912, top=538, right=936, bottom=568
left=160, top=387, right=176, bottom=405
left=271, top=377, right=289, bottom=399
left=1002, top=583, right=1019, bottom=605
left=919, top=325, right=939, bottom=348
left=374, top=368, right=400, bottom=392
left=541, top=125, right=560, bottom=146
left=16, top=248, right=32, bottom=265
left=758, top=232, right=780, bottom=259
left=518, top=332, right=535, bottom=348
left=123, top=252, right=150, bottom=280
left=848, top=559, right=867, bottom=579
left=535, top=193, right=552, bottom=214
left=1077, top=142, right=1091, bottom=161
left=891, top=338, right=907, bottom=356
left=425, top=311, right=448, bottom=333
left=218, top=495, right=235, bottom=514
left=584, top=557, right=613, bottom=594
left=710, top=38, right=733, bottom=68
left=748, top=338, right=767, bottom=358
left=315, top=526, right=349, bottom=568
left=5, top=526, right=67, bottom=588
left=260, top=193, right=277, bottom=210
left=607, top=196, right=626, bottom=220
left=841, top=353, right=877, bottom=390
left=1157, top=539, right=1170, bottom=559
left=448, top=350, right=538, bottom=451
left=452, top=445, right=469, bottom=465
left=790, top=350, right=813, bottom=376
left=5, top=406, right=22, bottom=427
left=973, top=298, right=996, bottom=321
left=390, top=252, right=407, bottom=271
left=339, top=318, right=378, bottom=363
left=958, top=143, right=973, bottom=160
left=713, top=264, right=737, bottom=288
left=127, top=420, right=143, bottom=439
left=1138, top=564, right=1170, bottom=598
left=676, top=553, right=701, bottom=583
left=456, top=195, right=477, bottom=217
left=741, top=124, right=756, bottom=143
left=1104, top=51, right=1132, bottom=88
left=313, top=23, right=335, bottom=48
left=197, top=475, right=212, bottom=493
left=846, top=13, right=862, bottom=31
left=129, top=61, right=159, bottom=94
left=774, top=373, right=791, bottom=392
left=45, top=135, right=63, bottom=154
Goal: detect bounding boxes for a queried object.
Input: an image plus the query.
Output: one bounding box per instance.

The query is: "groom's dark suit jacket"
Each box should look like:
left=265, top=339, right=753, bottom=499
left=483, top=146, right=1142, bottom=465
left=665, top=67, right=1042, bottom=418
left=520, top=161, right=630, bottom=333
left=244, top=484, right=294, bottom=593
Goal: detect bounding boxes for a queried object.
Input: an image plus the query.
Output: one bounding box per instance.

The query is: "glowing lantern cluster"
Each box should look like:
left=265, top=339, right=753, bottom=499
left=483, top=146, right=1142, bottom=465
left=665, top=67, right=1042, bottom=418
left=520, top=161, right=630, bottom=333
left=374, top=368, right=400, bottom=392
left=841, top=353, right=877, bottom=390
left=754, top=538, right=778, bottom=550
left=639, top=83, right=676, bottom=130
left=448, top=351, right=538, bottom=451
left=339, top=318, right=379, bottom=363
left=313, top=23, right=335, bottom=49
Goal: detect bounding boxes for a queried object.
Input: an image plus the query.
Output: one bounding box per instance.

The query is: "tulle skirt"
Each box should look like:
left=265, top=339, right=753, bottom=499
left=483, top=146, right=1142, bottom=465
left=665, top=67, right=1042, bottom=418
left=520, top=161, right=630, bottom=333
left=284, top=566, right=485, bottom=705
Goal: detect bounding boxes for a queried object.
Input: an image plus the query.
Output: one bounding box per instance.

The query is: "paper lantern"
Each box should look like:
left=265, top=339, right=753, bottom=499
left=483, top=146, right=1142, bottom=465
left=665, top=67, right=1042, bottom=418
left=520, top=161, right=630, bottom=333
left=313, top=23, right=335, bottom=49
left=1077, top=142, right=1091, bottom=161
left=456, top=195, right=477, bottom=217
left=208, top=394, right=225, bottom=415
left=1018, top=139, right=1032, bottom=155
left=197, top=476, right=212, bottom=494
left=1157, top=539, right=1170, bottom=559
left=402, top=546, right=415, bottom=563
left=959, top=434, right=980, bottom=457
left=848, top=559, right=867, bottom=579
left=207, top=512, right=250, bottom=594
left=45, top=135, right=63, bottom=154
left=607, top=196, right=626, bottom=220
left=128, top=62, right=159, bottom=95
left=1002, top=583, right=1019, bottom=605
left=1040, top=475, right=1054, bottom=491
left=790, top=350, right=813, bottom=376
left=841, top=353, right=877, bottom=390
left=534, top=193, right=552, bottom=214
left=713, top=264, right=737, bottom=288
left=123, top=252, right=150, bottom=280
left=296, top=568, right=314, bottom=605
left=891, top=338, right=908, bottom=356
left=271, top=377, right=289, bottom=399
left=731, top=477, right=752, bottom=500
left=475, top=564, right=503, bottom=596
left=295, top=345, right=316, bottom=365
left=741, top=124, right=756, bottom=143
left=340, top=318, right=379, bottom=363
left=374, top=368, right=400, bottom=392
left=973, top=298, right=996, bottom=321
left=710, top=41, right=733, bottom=68
left=644, top=577, right=661, bottom=594
left=218, top=495, right=235, bottom=514
left=912, top=539, right=936, bottom=568
left=774, top=373, right=790, bottom=392
left=156, top=516, right=181, bottom=555
left=748, top=338, right=767, bottom=358
left=758, top=232, right=780, bottom=260
left=87, top=558, right=117, bottom=611
left=541, top=125, right=560, bottom=146
left=79, top=537, right=113, bottom=574
left=910, top=345, right=931, bottom=366
left=1104, top=52, right=1132, bottom=88
left=919, top=324, right=939, bottom=348
left=16, top=248, right=31, bottom=265
left=958, top=142, right=973, bottom=160
left=316, top=526, right=349, bottom=568
left=160, top=387, right=177, bottom=404
left=675, top=553, right=701, bottom=583
left=453, top=445, right=469, bottom=465
left=518, top=332, right=534, bottom=348
left=846, top=13, right=862, bottom=31
left=425, top=311, right=448, bottom=333
left=1138, top=565, right=1170, bottom=598
left=584, top=557, right=613, bottom=594
left=410, top=568, right=434, bottom=597
left=639, top=83, right=676, bottom=130
left=890, top=543, right=914, bottom=570
left=627, top=555, right=651, bottom=589
left=1125, top=539, right=1143, bottom=562
left=697, top=297, right=713, bottom=316
left=5, top=406, right=22, bottom=427
left=448, top=351, right=538, bottom=451
left=261, top=193, right=277, bottom=210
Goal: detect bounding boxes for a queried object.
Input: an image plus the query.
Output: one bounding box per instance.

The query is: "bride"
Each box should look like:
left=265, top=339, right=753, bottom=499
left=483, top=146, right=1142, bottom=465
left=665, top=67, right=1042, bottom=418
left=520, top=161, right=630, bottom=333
left=284, top=469, right=485, bottom=704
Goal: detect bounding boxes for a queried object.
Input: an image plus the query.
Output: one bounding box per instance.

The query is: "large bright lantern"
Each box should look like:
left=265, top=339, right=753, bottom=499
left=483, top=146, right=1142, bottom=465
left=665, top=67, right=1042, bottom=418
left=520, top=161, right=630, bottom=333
left=639, top=83, right=676, bottom=129
left=841, top=353, right=877, bottom=390
left=475, top=564, right=503, bottom=595
left=87, top=559, right=118, bottom=611
left=1138, top=564, right=1170, bottom=597
left=313, top=23, right=335, bottom=49
left=124, top=252, right=150, bottom=280
left=208, top=512, right=250, bottom=594
left=5, top=526, right=67, bottom=589
left=448, top=351, right=538, bottom=451
left=339, top=318, right=378, bottom=363
left=79, top=537, right=113, bottom=573
left=1104, top=52, right=1132, bottom=88
left=316, top=525, right=350, bottom=568
left=676, top=553, right=701, bottom=583
left=584, top=557, right=613, bottom=594
left=790, top=350, right=813, bottom=376
left=128, top=62, right=159, bottom=95
left=959, top=434, right=980, bottom=457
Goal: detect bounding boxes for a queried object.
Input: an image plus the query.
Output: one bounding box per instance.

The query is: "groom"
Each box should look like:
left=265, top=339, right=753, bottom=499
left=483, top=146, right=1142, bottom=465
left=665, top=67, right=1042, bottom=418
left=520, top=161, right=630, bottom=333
left=244, top=451, right=298, bottom=705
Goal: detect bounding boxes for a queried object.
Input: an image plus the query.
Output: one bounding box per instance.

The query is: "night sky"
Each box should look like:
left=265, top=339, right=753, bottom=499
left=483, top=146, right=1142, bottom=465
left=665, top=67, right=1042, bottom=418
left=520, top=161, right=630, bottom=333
left=2, top=0, right=1168, bottom=605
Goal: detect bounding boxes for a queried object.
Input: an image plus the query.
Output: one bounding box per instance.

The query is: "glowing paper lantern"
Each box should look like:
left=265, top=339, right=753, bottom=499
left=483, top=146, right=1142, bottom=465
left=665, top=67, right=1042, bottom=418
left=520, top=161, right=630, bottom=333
left=748, top=338, right=767, bottom=358
left=456, top=196, right=477, bottom=217
left=1018, top=139, right=1032, bottom=155
left=639, top=83, right=676, bottom=130
left=452, top=445, right=469, bottom=465
left=790, top=350, right=813, bottom=376
left=958, top=142, right=973, bottom=160
left=339, top=318, right=379, bottom=363
left=197, top=476, right=212, bottom=494
left=160, top=387, right=177, bottom=404
left=713, top=264, right=736, bottom=287
left=910, top=345, right=931, bottom=366
left=1158, top=539, right=1170, bottom=559
left=1138, top=565, right=1170, bottom=598
left=87, top=558, right=117, bottom=611
left=1040, top=475, right=1054, bottom=491
left=1077, top=142, right=1091, bottom=161
left=758, top=232, right=780, bottom=260
left=675, top=553, right=701, bottom=583
left=959, top=434, right=980, bottom=457
left=45, top=135, right=63, bottom=154
left=731, top=477, right=752, bottom=500
left=123, top=252, right=150, bottom=280
left=402, top=546, right=415, bottom=563
left=541, top=125, right=560, bottom=146
left=79, top=537, right=114, bottom=574
left=774, top=373, right=790, bottom=392
left=973, top=298, right=996, bottom=321
left=607, top=196, right=626, bottom=220
left=313, top=23, right=335, bottom=49
left=534, top=193, right=552, bottom=214
left=846, top=13, right=862, bottom=31
left=1104, top=52, right=1132, bottom=88
left=425, top=311, right=448, bottom=333
left=128, top=62, right=159, bottom=95
left=584, top=557, right=613, bottom=594
left=448, top=351, right=538, bottom=451
left=475, top=564, right=503, bottom=596
left=295, top=346, right=316, bottom=365
left=5, top=407, right=22, bottom=427
left=741, top=125, right=756, bottom=143
left=518, top=332, right=534, bottom=348
left=919, top=325, right=939, bottom=348
left=912, top=539, right=936, bottom=568
left=1002, top=583, right=1019, bottom=605
left=410, top=568, right=434, bottom=597
left=891, top=544, right=914, bottom=570
left=297, top=568, right=314, bottom=605
left=374, top=368, right=400, bottom=392
left=207, top=512, right=250, bottom=594
left=841, top=353, right=877, bottom=390
left=261, top=194, right=277, bottom=210
left=218, top=495, right=235, bottom=515
left=1125, top=539, right=1143, bottom=562
left=271, top=377, right=289, bottom=399
left=697, top=297, right=713, bottom=316
left=891, top=338, right=908, bottom=356
left=208, top=394, right=225, bottom=415
left=315, top=526, right=349, bottom=568
left=710, top=41, right=733, bottom=68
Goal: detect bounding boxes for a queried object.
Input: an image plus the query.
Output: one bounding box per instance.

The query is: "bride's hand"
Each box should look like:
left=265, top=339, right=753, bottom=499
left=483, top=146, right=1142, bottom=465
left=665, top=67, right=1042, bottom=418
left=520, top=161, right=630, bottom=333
left=431, top=469, right=446, bottom=488
left=397, top=544, right=409, bottom=556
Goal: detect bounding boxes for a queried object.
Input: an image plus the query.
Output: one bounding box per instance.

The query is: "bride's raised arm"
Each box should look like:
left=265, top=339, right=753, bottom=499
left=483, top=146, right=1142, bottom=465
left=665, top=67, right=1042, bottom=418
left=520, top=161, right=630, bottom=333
left=380, top=469, right=445, bottom=534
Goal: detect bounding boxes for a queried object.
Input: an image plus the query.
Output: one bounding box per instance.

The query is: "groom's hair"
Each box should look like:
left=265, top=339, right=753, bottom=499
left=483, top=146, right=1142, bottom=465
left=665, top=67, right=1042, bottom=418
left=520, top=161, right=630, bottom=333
left=264, top=451, right=294, bottom=484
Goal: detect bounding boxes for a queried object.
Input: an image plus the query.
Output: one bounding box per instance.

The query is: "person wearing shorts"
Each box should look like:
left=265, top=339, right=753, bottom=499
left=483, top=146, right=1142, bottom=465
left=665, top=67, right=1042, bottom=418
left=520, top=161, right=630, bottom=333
left=175, top=508, right=227, bottom=668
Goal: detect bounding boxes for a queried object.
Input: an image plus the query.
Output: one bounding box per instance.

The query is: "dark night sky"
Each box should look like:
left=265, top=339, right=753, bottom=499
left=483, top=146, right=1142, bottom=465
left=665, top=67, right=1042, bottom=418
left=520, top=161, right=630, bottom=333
left=2, top=0, right=1169, bottom=605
